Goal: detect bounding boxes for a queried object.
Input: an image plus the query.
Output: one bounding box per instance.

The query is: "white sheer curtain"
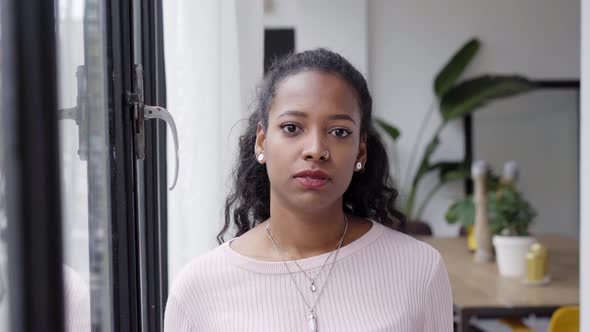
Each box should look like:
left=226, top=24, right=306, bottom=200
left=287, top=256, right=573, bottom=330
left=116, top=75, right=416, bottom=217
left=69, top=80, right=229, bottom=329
left=163, top=0, right=264, bottom=282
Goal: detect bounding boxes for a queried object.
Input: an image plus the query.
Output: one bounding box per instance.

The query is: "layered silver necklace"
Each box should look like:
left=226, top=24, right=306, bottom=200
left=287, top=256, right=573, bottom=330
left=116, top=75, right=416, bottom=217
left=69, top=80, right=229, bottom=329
left=265, top=215, right=349, bottom=332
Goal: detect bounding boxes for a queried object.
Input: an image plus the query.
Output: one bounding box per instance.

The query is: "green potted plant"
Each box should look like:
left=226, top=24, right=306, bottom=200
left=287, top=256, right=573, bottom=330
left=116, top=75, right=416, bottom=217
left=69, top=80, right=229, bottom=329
left=444, top=169, right=500, bottom=249
left=489, top=183, right=537, bottom=277
left=446, top=168, right=537, bottom=277
left=376, top=38, right=538, bottom=226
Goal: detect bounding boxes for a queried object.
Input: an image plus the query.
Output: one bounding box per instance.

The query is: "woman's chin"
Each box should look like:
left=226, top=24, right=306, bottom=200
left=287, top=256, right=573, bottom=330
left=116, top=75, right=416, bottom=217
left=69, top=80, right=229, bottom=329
left=290, top=193, right=341, bottom=212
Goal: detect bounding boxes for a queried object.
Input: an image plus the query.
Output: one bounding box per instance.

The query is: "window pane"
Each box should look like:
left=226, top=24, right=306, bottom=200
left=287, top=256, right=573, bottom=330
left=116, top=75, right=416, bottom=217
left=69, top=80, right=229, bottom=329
left=56, top=1, right=112, bottom=331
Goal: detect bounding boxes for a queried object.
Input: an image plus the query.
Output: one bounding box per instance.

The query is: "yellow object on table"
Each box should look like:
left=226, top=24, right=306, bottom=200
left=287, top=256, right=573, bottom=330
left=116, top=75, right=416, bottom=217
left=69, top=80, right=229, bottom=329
left=525, top=242, right=550, bottom=284
left=467, top=225, right=476, bottom=251
left=530, top=242, right=548, bottom=276
left=526, top=252, right=543, bottom=281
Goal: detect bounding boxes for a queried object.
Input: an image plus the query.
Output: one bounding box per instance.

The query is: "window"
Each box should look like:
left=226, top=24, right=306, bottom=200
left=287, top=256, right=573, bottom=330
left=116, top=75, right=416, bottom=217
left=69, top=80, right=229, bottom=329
left=0, top=0, right=169, bottom=331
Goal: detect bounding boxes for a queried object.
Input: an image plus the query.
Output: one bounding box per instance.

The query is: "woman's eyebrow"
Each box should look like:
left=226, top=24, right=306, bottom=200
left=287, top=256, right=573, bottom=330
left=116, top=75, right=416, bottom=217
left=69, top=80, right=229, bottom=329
left=278, top=110, right=357, bottom=125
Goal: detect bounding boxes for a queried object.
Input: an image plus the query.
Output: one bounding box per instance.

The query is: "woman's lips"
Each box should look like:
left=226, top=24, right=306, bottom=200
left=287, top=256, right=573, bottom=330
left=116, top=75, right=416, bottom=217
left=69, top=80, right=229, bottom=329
left=294, top=176, right=329, bottom=188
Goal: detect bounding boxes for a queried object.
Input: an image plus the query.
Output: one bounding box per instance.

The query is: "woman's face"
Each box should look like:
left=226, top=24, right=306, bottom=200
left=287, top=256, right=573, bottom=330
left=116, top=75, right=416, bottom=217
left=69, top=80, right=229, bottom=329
left=255, top=70, right=367, bottom=212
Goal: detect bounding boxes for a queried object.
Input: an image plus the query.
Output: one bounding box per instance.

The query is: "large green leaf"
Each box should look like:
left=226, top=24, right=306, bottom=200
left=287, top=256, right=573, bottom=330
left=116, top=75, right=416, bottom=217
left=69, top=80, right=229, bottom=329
left=440, top=75, right=538, bottom=121
left=413, top=160, right=470, bottom=219
left=445, top=197, right=475, bottom=226
left=434, top=38, right=480, bottom=98
left=413, top=136, right=440, bottom=186
left=375, top=118, right=401, bottom=141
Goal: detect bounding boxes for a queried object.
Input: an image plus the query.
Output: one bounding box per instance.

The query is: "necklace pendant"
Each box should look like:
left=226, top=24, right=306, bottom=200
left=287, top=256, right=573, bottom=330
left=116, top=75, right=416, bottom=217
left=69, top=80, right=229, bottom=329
left=310, top=281, right=317, bottom=292
left=308, top=311, right=317, bottom=332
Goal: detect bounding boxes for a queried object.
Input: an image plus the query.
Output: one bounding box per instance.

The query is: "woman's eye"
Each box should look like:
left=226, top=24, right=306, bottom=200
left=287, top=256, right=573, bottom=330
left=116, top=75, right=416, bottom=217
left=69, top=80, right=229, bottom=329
left=331, top=128, right=352, bottom=138
left=280, top=124, right=300, bottom=134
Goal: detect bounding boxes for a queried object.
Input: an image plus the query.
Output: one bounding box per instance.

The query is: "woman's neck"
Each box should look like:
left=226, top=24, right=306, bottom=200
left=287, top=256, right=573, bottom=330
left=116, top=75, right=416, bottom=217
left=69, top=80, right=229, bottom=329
left=266, top=202, right=348, bottom=260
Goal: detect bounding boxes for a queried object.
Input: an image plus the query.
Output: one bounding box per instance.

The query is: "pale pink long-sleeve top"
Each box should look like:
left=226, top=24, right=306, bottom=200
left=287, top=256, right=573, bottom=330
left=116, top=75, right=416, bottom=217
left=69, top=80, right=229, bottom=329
left=164, top=220, right=453, bottom=331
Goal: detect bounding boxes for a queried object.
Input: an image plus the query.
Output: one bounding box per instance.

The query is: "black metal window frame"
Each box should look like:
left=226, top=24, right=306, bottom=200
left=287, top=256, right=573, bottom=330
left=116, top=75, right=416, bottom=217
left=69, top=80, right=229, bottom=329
left=463, top=79, right=580, bottom=195
left=139, top=0, right=169, bottom=330
left=1, top=0, right=65, bottom=331
left=107, top=0, right=168, bottom=331
left=106, top=0, right=141, bottom=330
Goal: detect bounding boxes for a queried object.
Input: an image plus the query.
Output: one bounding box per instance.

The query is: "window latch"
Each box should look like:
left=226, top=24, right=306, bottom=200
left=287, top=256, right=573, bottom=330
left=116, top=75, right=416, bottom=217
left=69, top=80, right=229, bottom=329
left=127, top=64, right=179, bottom=191
left=57, top=65, right=89, bottom=161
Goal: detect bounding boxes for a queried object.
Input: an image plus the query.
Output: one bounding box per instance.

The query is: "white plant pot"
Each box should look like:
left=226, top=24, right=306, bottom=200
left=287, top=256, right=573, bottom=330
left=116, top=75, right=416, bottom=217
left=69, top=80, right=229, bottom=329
left=492, top=235, right=535, bottom=277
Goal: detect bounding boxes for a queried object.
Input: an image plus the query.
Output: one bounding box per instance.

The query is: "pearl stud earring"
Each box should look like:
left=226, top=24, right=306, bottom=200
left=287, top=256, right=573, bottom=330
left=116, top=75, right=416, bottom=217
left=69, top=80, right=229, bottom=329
left=356, top=162, right=363, bottom=170
left=257, top=153, right=264, bottom=161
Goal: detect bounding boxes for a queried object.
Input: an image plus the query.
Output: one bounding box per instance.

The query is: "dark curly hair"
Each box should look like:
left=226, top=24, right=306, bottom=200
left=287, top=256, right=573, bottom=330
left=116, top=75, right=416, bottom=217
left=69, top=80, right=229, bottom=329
left=217, top=48, right=405, bottom=244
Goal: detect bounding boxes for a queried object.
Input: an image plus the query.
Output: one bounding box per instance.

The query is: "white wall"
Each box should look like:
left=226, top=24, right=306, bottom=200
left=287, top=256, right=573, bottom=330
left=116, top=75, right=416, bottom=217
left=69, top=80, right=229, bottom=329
left=368, top=0, right=580, bottom=236
left=264, top=0, right=368, bottom=77
left=580, top=0, right=589, bottom=328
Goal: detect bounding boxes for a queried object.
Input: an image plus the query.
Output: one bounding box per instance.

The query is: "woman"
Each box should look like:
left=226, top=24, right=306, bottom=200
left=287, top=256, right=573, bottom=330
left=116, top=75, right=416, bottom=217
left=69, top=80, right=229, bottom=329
left=164, top=49, right=453, bottom=331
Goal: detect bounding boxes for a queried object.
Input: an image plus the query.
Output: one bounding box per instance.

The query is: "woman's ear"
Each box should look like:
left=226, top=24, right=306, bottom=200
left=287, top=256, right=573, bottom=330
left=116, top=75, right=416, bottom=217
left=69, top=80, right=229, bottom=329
left=255, top=122, right=266, bottom=159
left=357, top=133, right=367, bottom=165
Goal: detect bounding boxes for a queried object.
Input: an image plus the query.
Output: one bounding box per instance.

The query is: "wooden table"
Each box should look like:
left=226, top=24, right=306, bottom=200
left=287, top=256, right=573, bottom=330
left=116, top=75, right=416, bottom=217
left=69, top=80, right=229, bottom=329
left=418, top=235, right=579, bottom=332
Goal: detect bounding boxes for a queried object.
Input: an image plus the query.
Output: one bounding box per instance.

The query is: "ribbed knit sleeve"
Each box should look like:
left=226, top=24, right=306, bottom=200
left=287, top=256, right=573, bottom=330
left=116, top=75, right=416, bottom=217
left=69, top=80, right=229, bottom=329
left=423, top=254, right=454, bottom=331
left=164, top=295, right=198, bottom=332
left=164, top=220, right=454, bottom=331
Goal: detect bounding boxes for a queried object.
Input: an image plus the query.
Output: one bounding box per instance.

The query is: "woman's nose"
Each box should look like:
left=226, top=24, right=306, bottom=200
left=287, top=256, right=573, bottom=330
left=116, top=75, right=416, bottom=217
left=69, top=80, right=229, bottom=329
left=302, top=132, right=329, bottom=161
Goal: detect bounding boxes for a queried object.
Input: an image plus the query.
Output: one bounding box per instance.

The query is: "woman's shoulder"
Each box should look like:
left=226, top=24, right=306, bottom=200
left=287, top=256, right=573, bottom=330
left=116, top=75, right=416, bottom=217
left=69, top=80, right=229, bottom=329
left=167, top=244, right=230, bottom=300
left=368, top=222, right=449, bottom=291
left=373, top=221, right=444, bottom=268
left=164, top=245, right=232, bottom=330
